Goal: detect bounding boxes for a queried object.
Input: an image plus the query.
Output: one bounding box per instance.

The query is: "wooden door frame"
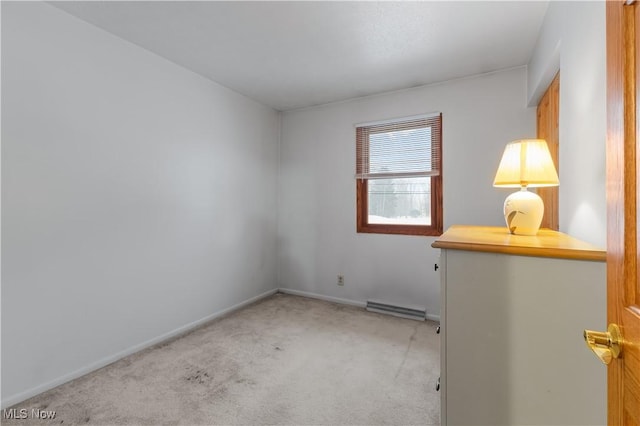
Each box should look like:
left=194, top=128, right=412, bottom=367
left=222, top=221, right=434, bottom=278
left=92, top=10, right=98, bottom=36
left=606, top=1, right=638, bottom=423
left=537, top=73, right=560, bottom=230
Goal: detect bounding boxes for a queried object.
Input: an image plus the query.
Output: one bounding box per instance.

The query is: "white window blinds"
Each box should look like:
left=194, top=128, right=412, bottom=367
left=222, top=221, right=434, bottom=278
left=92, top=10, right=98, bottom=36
left=355, top=114, right=442, bottom=180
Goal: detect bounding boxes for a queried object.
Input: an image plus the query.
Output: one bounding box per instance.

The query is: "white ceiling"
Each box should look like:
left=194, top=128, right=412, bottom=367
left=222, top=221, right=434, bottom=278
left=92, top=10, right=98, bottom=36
left=51, top=1, right=549, bottom=111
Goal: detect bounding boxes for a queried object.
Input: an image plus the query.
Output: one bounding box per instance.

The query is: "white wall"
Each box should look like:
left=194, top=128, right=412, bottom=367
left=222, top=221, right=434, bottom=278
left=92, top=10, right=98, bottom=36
left=528, top=1, right=606, bottom=247
left=278, top=68, right=535, bottom=319
left=1, top=2, right=279, bottom=406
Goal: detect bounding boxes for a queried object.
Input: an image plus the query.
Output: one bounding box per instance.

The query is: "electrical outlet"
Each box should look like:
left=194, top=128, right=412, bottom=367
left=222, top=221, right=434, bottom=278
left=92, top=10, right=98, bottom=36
left=337, top=275, right=344, bottom=286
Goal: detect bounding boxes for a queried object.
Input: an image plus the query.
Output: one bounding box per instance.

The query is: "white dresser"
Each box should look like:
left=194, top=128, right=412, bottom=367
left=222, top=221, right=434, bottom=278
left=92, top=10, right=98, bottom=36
left=432, top=225, right=607, bottom=426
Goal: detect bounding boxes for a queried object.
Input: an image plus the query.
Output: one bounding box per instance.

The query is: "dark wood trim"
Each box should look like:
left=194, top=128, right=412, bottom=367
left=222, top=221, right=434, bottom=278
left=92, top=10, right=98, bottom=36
left=355, top=114, right=443, bottom=237
left=537, top=72, right=560, bottom=230
left=356, top=178, right=443, bottom=237
left=355, top=127, right=368, bottom=176
left=356, top=178, right=366, bottom=233
left=606, top=1, right=629, bottom=423
left=432, top=120, right=443, bottom=234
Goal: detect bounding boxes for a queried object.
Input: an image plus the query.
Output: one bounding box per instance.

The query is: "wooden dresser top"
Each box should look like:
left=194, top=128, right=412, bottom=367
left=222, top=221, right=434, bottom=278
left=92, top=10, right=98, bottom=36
left=431, top=225, right=606, bottom=261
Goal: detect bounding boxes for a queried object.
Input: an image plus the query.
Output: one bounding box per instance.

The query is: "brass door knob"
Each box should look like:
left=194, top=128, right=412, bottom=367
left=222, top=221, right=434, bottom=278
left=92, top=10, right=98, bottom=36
left=583, top=324, right=622, bottom=365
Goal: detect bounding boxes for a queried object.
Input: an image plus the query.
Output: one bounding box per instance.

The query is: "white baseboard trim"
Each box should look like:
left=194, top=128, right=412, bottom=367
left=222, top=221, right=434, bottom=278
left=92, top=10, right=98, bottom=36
left=277, top=288, right=440, bottom=322
left=1, top=288, right=278, bottom=409
left=425, top=313, right=441, bottom=322
left=277, top=288, right=366, bottom=308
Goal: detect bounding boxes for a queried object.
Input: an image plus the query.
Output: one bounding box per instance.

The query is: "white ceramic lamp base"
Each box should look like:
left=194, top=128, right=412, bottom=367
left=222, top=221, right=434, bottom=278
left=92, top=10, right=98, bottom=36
left=503, top=188, right=544, bottom=236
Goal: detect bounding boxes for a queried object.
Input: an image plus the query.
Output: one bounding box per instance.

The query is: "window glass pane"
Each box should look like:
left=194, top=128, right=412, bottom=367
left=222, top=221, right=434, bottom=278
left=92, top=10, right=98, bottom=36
left=367, top=177, right=431, bottom=225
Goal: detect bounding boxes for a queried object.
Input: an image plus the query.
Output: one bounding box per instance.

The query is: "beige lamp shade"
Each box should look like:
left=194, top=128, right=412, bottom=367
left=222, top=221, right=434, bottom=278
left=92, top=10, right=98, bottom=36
left=493, top=139, right=559, bottom=188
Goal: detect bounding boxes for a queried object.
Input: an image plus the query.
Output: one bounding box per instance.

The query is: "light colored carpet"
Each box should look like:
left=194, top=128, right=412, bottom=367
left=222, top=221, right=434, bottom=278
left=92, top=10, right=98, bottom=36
left=4, top=293, right=440, bottom=425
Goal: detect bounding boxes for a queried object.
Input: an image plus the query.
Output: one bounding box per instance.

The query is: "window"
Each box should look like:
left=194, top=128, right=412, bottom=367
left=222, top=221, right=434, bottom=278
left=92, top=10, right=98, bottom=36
left=355, top=113, right=442, bottom=236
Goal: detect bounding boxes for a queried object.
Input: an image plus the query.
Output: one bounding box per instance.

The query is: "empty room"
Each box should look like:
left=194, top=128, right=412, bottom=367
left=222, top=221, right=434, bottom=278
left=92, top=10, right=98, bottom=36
left=3, top=1, right=638, bottom=425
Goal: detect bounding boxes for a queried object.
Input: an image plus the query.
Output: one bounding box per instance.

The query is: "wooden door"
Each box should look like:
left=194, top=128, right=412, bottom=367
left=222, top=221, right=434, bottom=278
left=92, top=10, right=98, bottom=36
left=607, top=1, right=640, bottom=423
left=537, top=73, right=559, bottom=230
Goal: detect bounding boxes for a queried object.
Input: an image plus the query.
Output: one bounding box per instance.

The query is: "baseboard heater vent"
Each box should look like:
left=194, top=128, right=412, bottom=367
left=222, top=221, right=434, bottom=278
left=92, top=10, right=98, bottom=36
left=366, top=301, right=426, bottom=321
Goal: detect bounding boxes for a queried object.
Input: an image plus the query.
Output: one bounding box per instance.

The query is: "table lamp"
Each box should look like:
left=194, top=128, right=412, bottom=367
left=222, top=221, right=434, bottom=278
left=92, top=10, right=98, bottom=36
left=493, top=139, right=559, bottom=235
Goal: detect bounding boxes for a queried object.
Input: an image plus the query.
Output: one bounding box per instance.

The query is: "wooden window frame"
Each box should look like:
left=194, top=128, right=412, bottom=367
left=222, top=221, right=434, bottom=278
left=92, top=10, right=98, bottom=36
left=356, top=116, right=443, bottom=237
